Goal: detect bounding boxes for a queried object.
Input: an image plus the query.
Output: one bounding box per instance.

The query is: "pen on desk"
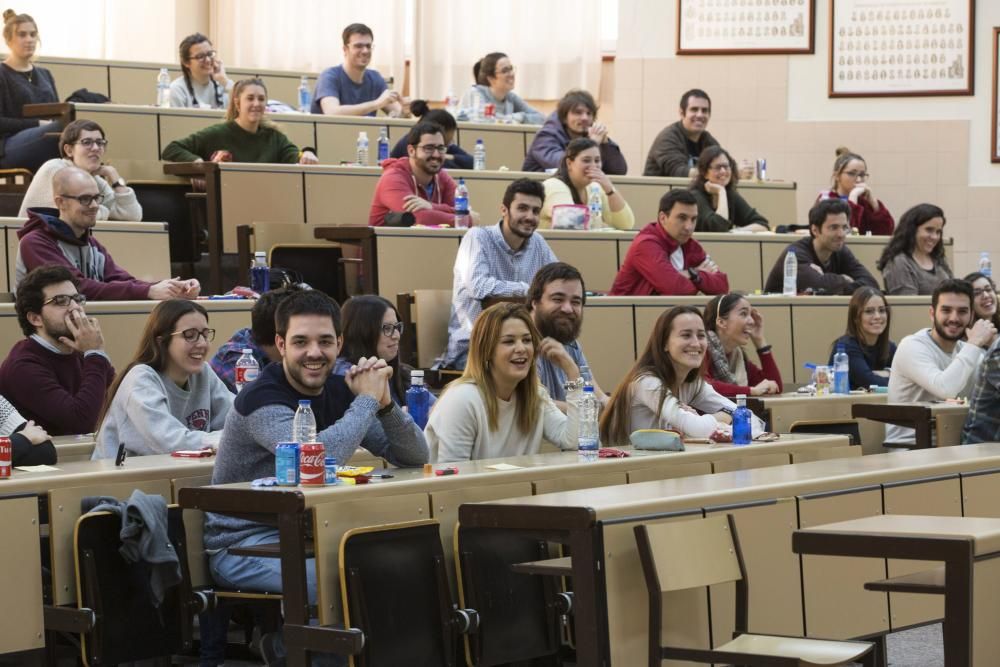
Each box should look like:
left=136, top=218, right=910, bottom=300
left=368, top=473, right=394, bottom=479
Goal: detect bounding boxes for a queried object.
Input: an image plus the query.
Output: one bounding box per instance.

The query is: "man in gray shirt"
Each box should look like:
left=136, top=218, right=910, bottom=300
left=204, top=291, right=428, bottom=608
left=526, top=261, right=608, bottom=411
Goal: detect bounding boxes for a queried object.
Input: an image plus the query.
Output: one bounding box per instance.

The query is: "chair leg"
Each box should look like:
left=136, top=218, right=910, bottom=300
left=871, top=634, right=888, bottom=667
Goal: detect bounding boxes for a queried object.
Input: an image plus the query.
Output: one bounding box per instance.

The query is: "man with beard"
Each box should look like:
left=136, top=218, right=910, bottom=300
left=312, top=23, right=404, bottom=117
left=0, top=264, right=114, bottom=435
left=887, top=279, right=996, bottom=445
left=438, top=178, right=557, bottom=370
left=16, top=166, right=198, bottom=300
left=204, top=290, right=428, bottom=656
left=369, top=121, right=457, bottom=226
left=522, top=89, right=628, bottom=174
left=526, top=261, right=608, bottom=410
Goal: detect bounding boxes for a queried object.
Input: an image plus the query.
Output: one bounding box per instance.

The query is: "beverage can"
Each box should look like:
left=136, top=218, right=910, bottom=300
left=755, top=158, right=767, bottom=181
left=324, top=456, right=338, bottom=485
left=0, top=436, right=10, bottom=478
left=275, top=442, right=300, bottom=486
left=299, top=442, right=325, bottom=485
left=483, top=103, right=496, bottom=121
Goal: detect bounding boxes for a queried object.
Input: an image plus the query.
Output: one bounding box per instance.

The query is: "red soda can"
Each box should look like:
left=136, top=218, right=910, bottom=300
left=483, top=103, right=496, bottom=121
left=299, top=442, right=325, bottom=485
left=0, top=436, right=10, bottom=478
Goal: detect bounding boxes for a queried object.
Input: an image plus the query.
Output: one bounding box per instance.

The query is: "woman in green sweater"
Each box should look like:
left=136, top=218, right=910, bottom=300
left=688, top=145, right=768, bottom=233
left=161, top=78, right=318, bottom=164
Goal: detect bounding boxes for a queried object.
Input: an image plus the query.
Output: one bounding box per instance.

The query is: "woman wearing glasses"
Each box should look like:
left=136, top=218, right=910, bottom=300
left=817, top=146, right=895, bottom=235
left=459, top=52, right=544, bottom=124
left=829, top=286, right=896, bottom=389
left=162, top=78, right=318, bottom=164
left=92, top=299, right=233, bottom=459
left=965, top=272, right=1000, bottom=332
left=334, top=295, right=434, bottom=409
left=689, top=146, right=768, bottom=232
left=170, top=33, right=233, bottom=109
left=18, top=120, right=142, bottom=220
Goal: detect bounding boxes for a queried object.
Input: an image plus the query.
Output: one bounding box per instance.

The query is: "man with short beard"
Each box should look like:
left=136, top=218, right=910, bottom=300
left=0, top=264, right=114, bottom=435
left=527, top=261, right=608, bottom=410
left=887, top=278, right=996, bottom=445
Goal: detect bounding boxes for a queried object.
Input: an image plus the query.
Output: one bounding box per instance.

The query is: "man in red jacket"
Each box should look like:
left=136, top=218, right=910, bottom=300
left=610, top=189, right=729, bottom=296
left=368, top=120, right=458, bottom=226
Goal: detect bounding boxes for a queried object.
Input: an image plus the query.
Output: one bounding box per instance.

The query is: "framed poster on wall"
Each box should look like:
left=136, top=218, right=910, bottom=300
left=676, top=0, right=815, bottom=55
left=829, top=0, right=974, bottom=97
left=992, top=28, right=1000, bottom=162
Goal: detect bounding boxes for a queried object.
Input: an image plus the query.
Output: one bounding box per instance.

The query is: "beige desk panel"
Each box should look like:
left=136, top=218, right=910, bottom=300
left=882, top=477, right=962, bottom=630
left=960, top=471, right=1000, bottom=518
left=740, top=186, right=797, bottom=227
left=575, top=303, right=634, bottom=393
left=626, top=460, right=713, bottom=484
left=49, top=477, right=172, bottom=606
left=109, top=66, right=182, bottom=106
left=464, top=178, right=512, bottom=220
left=172, top=476, right=214, bottom=589
left=614, top=182, right=666, bottom=223
left=376, top=234, right=460, bottom=300
left=935, top=407, right=967, bottom=448
left=316, top=122, right=389, bottom=167
left=313, top=493, right=430, bottom=626
left=790, top=444, right=861, bottom=463
left=544, top=236, right=621, bottom=293
left=708, top=499, right=802, bottom=640
left=76, top=108, right=161, bottom=164
left=455, top=127, right=526, bottom=171
left=531, top=470, right=627, bottom=495
left=760, top=393, right=886, bottom=455
left=304, top=171, right=379, bottom=227
left=46, top=62, right=111, bottom=97
left=159, top=114, right=225, bottom=151
left=0, top=495, right=44, bottom=654
left=54, top=441, right=96, bottom=462
left=797, top=488, right=888, bottom=639
left=711, top=451, right=791, bottom=473
left=698, top=237, right=764, bottom=292
left=271, top=120, right=319, bottom=159
left=972, top=558, right=1000, bottom=665
left=221, top=171, right=304, bottom=253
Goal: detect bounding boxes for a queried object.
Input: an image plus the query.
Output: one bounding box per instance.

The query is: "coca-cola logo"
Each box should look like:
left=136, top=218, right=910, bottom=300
left=300, top=452, right=324, bottom=468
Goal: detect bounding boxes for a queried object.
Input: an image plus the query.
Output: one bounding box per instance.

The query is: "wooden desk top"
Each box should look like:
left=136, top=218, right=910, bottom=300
left=467, top=443, right=1000, bottom=522
left=182, top=432, right=847, bottom=511
left=797, top=514, right=1000, bottom=556
left=2, top=453, right=214, bottom=494
left=753, top=391, right=887, bottom=406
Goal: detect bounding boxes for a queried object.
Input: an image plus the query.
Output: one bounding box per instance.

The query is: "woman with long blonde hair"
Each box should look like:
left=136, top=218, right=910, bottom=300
left=426, top=302, right=578, bottom=462
left=161, top=78, right=318, bottom=164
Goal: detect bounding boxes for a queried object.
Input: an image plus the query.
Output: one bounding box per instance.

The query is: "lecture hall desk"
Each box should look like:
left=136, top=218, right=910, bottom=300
left=179, top=432, right=851, bottom=666
left=459, top=444, right=1000, bottom=666
left=794, top=514, right=1000, bottom=666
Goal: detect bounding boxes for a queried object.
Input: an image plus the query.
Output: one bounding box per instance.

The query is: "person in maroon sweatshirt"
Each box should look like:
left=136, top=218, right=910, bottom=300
left=368, top=120, right=458, bottom=227
left=610, top=189, right=729, bottom=296
left=14, top=166, right=199, bottom=300
left=0, top=265, right=114, bottom=435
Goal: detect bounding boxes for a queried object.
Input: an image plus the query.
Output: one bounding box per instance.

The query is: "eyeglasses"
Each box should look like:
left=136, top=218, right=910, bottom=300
left=861, top=307, right=888, bottom=316
left=498, top=65, right=515, bottom=75
left=170, top=328, right=216, bottom=343
left=843, top=170, right=869, bottom=179
left=189, top=50, right=217, bottom=62
left=60, top=194, right=104, bottom=207
left=381, top=322, right=404, bottom=337
left=417, top=144, right=447, bottom=155
left=709, top=164, right=732, bottom=173
left=43, top=293, right=86, bottom=308
left=974, top=286, right=996, bottom=298
left=75, top=138, right=108, bottom=149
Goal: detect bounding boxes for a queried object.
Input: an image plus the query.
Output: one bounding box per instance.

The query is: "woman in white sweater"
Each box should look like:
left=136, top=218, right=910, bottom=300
left=93, top=299, right=232, bottom=459
left=426, top=302, right=578, bottom=462
left=18, top=119, right=142, bottom=220
left=600, top=305, right=763, bottom=445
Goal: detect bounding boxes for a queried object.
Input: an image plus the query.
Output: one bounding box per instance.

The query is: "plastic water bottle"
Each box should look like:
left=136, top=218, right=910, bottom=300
left=356, top=131, right=369, bottom=166
left=250, top=251, right=269, bottom=294
left=454, top=178, right=470, bottom=228
left=405, top=370, right=431, bottom=429
left=833, top=344, right=850, bottom=394
left=732, top=394, right=752, bottom=445
left=473, top=139, right=486, bottom=171
left=471, top=89, right=483, bottom=122
left=445, top=91, right=459, bottom=118
left=782, top=251, right=798, bottom=296
left=293, top=400, right=317, bottom=443
left=377, top=126, right=390, bottom=163
left=577, top=385, right=599, bottom=462
left=980, top=252, right=992, bottom=278
left=580, top=364, right=594, bottom=389
left=156, top=68, right=171, bottom=107
left=586, top=182, right=604, bottom=230
left=234, top=349, right=260, bottom=392
left=297, top=76, right=311, bottom=113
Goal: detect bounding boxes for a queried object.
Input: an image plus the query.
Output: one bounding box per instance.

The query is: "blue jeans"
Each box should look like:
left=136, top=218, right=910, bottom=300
left=209, top=529, right=319, bottom=605
left=1, top=121, right=61, bottom=172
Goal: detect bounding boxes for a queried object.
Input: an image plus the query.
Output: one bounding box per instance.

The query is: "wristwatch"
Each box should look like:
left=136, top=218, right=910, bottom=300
left=687, top=268, right=701, bottom=283
left=112, top=177, right=127, bottom=189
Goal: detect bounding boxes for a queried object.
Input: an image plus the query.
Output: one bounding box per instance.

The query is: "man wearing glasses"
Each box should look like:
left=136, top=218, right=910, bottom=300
left=369, top=121, right=462, bottom=227
left=311, top=23, right=404, bottom=118
left=0, top=265, right=114, bottom=435
left=15, top=166, right=199, bottom=300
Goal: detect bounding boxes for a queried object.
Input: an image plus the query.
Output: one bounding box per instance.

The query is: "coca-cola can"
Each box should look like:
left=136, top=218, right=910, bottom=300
left=483, top=103, right=496, bottom=120
left=0, top=436, right=10, bottom=478
left=299, top=442, right=325, bottom=486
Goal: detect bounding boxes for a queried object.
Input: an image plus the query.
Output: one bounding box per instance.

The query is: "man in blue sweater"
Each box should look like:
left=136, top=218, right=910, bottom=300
left=204, top=290, right=428, bottom=600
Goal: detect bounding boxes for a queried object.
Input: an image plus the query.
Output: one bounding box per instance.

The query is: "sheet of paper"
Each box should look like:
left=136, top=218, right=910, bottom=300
left=486, top=463, right=522, bottom=471
left=15, top=465, right=60, bottom=472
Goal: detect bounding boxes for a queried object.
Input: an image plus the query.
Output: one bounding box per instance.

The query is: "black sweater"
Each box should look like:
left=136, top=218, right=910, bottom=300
left=0, top=63, right=58, bottom=142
